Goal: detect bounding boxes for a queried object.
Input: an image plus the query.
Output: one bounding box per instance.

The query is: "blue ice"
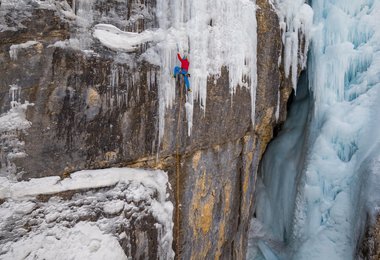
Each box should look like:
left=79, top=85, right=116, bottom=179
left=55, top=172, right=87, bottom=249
left=248, top=0, right=380, bottom=259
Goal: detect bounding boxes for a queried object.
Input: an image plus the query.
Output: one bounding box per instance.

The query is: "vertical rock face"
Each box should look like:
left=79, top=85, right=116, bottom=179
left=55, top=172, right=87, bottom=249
left=359, top=214, right=380, bottom=260
left=0, top=0, right=296, bottom=259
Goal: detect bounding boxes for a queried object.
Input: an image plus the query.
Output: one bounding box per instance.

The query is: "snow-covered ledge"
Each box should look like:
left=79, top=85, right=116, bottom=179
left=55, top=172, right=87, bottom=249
left=0, top=168, right=174, bottom=259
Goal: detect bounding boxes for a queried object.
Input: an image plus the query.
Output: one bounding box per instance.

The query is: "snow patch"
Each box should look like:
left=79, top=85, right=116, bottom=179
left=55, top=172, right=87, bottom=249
left=103, top=200, right=125, bottom=215
left=0, top=167, right=169, bottom=200
left=93, top=24, right=164, bottom=52
left=1, top=222, right=128, bottom=260
left=0, top=167, right=174, bottom=259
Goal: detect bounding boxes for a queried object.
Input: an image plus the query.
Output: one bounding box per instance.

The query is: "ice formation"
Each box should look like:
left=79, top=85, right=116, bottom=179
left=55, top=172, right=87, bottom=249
left=90, top=0, right=258, bottom=141
left=271, top=0, right=313, bottom=91
left=249, top=0, right=380, bottom=259
left=155, top=0, right=258, bottom=141
left=19, top=0, right=257, bottom=141
left=9, top=41, right=39, bottom=61
left=0, top=85, right=33, bottom=177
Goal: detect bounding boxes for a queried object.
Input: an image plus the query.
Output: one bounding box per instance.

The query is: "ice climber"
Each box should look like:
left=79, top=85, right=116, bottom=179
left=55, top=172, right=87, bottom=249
left=173, top=52, right=191, bottom=92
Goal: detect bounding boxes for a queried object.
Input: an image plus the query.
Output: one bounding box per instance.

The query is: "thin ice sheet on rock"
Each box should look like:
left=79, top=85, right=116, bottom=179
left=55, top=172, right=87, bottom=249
left=247, top=71, right=311, bottom=260
left=0, top=103, right=32, bottom=166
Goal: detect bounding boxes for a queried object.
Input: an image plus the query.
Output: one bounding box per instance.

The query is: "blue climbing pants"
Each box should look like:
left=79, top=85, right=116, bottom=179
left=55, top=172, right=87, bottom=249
left=173, top=66, right=190, bottom=90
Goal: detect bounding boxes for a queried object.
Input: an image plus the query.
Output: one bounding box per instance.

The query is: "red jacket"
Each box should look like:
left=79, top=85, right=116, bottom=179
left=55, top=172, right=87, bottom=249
left=177, top=53, right=189, bottom=71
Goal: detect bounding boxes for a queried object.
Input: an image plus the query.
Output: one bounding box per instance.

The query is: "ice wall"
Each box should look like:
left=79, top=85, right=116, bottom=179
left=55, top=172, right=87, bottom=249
left=292, top=1, right=380, bottom=258
left=250, top=0, right=380, bottom=259
left=154, top=0, right=258, bottom=142
left=247, top=71, right=311, bottom=260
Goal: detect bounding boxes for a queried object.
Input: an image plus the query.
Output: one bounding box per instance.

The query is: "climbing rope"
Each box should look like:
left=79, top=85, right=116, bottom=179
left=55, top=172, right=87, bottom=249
left=175, top=77, right=184, bottom=259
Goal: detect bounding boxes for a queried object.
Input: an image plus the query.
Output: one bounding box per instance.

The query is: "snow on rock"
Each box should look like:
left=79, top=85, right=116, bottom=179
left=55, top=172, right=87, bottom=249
left=103, top=200, right=125, bottom=215
left=0, top=167, right=168, bottom=200
left=50, top=38, right=82, bottom=51
left=93, top=24, right=164, bottom=52
left=1, top=222, right=127, bottom=260
left=0, top=167, right=174, bottom=259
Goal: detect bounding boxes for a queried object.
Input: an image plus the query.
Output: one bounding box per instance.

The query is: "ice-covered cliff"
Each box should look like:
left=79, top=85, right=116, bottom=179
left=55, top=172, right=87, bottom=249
left=0, top=0, right=312, bottom=258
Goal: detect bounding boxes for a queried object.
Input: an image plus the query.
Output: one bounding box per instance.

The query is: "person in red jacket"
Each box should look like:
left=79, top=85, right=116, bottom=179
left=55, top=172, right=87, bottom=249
left=173, top=52, right=191, bottom=92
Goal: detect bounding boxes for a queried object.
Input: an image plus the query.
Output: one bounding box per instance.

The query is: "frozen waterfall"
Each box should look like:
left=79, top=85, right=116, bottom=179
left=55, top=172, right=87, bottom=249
left=248, top=0, right=380, bottom=259
left=92, top=0, right=259, bottom=143
left=154, top=0, right=258, bottom=142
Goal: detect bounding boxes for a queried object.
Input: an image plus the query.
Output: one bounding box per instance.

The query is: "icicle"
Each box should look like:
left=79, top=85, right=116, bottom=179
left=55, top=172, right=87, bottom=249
left=8, top=41, right=39, bottom=61
left=275, top=89, right=280, bottom=122
left=272, top=0, right=313, bottom=91
left=75, top=0, right=95, bottom=49
left=9, top=84, right=21, bottom=108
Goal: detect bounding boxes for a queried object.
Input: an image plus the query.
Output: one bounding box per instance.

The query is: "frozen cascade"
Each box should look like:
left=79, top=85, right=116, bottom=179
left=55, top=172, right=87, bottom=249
left=154, top=0, right=258, bottom=143
left=247, top=71, right=311, bottom=260
left=72, top=0, right=312, bottom=150
left=270, top=0, right=313, bottom=91
left=91, top=0, right=260, bottom=143
left=249, top=0, right=380, bottom=259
